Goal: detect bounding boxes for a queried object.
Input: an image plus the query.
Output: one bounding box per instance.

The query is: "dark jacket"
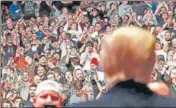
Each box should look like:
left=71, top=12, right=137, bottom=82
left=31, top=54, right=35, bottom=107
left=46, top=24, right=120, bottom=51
left=73, top=79, right=176, bottom=107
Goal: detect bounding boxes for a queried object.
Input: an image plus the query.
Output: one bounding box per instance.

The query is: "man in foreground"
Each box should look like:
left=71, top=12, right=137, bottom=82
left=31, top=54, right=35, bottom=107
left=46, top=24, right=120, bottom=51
left=32, top=80, right=64, bottom=108
left=73, top=27, right=176, bottom=107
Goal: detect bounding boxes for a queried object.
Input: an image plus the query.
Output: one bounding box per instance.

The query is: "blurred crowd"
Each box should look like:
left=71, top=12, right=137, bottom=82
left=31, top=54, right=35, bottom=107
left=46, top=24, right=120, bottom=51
left=1, top=1, right=176, bottom=107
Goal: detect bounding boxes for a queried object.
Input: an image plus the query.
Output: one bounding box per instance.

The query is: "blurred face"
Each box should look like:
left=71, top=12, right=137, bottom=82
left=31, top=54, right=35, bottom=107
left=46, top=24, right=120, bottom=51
left=168, top=11, right=173, bottom=16
left=62, top=7, right=68, bottom=15
left=157, top=60, right=165, bottom=69
left=155, top=42, right=161, bottom=50
left=29, top=87, right=36, bottom=97
left=7, top=37, right=13, bottom=45
left=144, top=9, right=148, bottom=15
left=4, top=83, right=11, bottom=90
left=106, top=26, right=111, bottom=32
left=37, top=66, right=46, bottom=77
left=101, top=5, right=106, bottom=11
left=34, top=75, right=41, bottom=84
left=132, top=12, right=137, bottom=18
left=44, top=17, right=49, bottom=22
left=165, top=32, right=171, bottom=41
left=25, top=56, right=33, bottom=64
left=122, top=1, right=128, bottom=5
left=47, top=60, right=56, bottom=69
left=123, top=16, right=129, bottom=23
left=15, top=99, right=22, bottom=107
left=45, top=29, right=50, bottom=35
left=75, top=89, right=83, bottom=96
left=34, top=25, right=39, bottom=32
left=65, top=39, right=71, bottom=45
left=39, top=56, right=47, bottom=65
left=39, top=26, right=43, bottom=31
left=160, top=7, right=166, bottom=14
left=68, top=14, right=73, bottom=20
left=47, top=74, right=55, bottom=81
left=65, top=71, right=73, bottom=82
left=114, top=15, right=119, bottom=20
left=70, top=48, right=77, bottom=55
left=75, top=70, right=84, bottom=81
left=6, top=19, right=13, bottom=29
left=52, top=42, right=60, bottom=49
left=90, top=64, right=97, bottom=71
left=104, top=18, right=108, bottom=24
left=19, top=47, right=25, bottom=56
left=89, top=26, right=95, bottom=33
left=92, top=9, right=98, bottom=16
left=71, top=23, right=77, bottom=30
left=111, top=3, right=116, bottom=9
left=59, top=27, right=63, bottom=33
left=162, top=13, right=168, bottom=19
left=86, top=46, right=93, bottom=53
left=23, top=73, right=29, bottom=82
left=54, top=72, right=61, bottom=80
left=33, top=91, right=63, bottom=108
left=61, top=32, right=67, bottom=40
left=84, top=16, right=89, bottom=23
left=53, top=54, right=60, bottom=61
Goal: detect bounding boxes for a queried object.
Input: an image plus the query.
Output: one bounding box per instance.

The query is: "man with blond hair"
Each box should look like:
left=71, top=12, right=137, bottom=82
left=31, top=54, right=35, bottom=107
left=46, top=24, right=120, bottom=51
left=73, top=27, right=176, bottom=107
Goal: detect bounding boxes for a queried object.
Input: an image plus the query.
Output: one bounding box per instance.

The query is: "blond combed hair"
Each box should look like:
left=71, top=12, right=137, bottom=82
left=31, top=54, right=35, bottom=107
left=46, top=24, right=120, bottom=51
left=100, top=27, right=156, bottom=81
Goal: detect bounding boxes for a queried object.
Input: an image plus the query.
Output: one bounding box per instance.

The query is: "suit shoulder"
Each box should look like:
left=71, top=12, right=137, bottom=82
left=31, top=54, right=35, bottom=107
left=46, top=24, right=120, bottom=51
left=153, top=95, right=176, bottom=107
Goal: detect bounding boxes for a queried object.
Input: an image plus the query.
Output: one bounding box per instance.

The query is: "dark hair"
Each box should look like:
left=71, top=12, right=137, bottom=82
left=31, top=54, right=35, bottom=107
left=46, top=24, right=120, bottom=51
left=29, top=83, right=37, bottom=89
left=47, top=72, right=55, bottom=77
left=57, top=26, right=63, bottom=36
left=157, top=55, right=165, bottom=62
left=73, top=81, right=83, bottom=90
left=52, top=68, right=61, bottom=75
left=66, top=33, right=72, bottom=40
left=110, top=2, right=115, bottom=8
left=14, top=96, right=23, bottom=101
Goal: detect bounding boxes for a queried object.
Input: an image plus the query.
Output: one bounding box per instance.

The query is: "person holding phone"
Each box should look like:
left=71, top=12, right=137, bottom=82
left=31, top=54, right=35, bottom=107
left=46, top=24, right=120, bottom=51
left=89, top=58, right=104, bottom=99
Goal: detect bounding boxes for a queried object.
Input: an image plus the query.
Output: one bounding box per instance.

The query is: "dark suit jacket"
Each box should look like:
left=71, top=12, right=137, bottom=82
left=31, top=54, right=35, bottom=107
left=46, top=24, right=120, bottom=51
left=73, top=80, right=176, bottom=107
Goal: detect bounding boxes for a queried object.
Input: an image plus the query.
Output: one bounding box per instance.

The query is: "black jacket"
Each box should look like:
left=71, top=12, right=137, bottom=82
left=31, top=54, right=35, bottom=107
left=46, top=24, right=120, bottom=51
left=73, top=79, right=176, bottom=107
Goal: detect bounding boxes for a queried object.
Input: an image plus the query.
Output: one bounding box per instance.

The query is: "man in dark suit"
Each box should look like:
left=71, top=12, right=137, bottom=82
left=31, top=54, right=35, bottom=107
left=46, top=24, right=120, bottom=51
left=73, top=27, right=176, bottom=107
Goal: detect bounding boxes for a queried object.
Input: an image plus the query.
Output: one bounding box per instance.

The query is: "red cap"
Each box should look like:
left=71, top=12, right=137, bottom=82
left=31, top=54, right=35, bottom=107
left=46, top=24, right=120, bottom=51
left=91, top=58, right=99, bottom=66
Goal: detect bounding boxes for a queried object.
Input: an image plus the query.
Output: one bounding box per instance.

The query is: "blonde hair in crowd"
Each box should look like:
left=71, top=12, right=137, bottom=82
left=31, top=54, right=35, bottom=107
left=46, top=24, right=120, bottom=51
left=100, top=27, right=156, bottom=84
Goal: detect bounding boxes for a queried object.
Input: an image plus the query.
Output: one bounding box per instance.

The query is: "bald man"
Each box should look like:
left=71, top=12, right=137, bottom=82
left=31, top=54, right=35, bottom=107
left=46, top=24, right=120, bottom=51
left=73, top=27, right=176, bottom=107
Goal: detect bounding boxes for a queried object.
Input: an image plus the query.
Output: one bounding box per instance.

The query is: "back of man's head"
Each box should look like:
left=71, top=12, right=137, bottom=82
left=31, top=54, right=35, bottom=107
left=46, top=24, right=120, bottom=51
left=100, top=27, right=156, bottom=85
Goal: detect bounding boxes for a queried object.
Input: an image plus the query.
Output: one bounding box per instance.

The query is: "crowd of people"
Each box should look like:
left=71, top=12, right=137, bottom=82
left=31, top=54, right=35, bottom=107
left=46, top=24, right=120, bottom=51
left=1, top=1, right=176, bottom=107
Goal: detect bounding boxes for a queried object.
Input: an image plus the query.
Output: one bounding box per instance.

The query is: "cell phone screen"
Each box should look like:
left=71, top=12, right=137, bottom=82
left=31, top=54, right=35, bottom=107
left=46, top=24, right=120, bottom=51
left=90, top=71, right=95, bottom=79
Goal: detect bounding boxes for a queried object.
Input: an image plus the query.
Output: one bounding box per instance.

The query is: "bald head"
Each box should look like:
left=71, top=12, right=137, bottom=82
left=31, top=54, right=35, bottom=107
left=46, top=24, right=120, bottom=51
left=100, top=27, right=156, bottom=83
